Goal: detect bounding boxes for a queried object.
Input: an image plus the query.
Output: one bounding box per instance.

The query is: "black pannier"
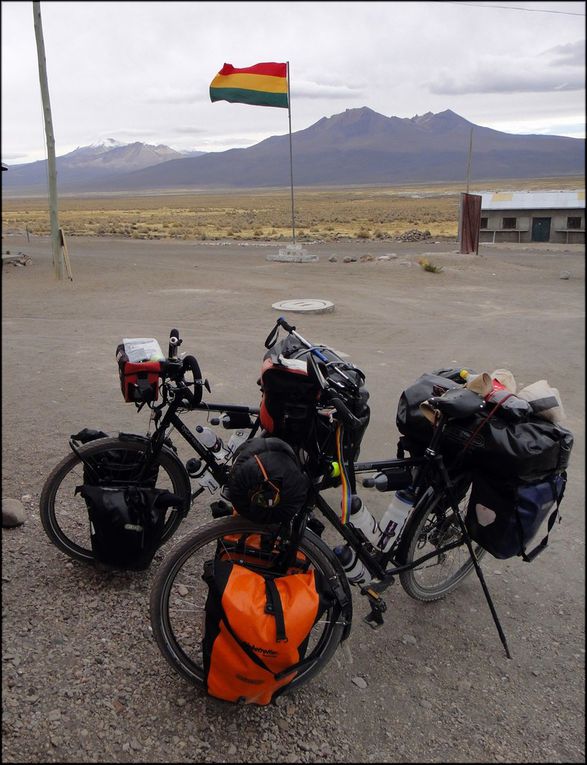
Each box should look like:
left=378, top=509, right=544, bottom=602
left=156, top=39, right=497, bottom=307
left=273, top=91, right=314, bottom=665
left=395, top=372, right=574, bottom=481
left=466, top=471, right=567, bottom=561
left=442, top=416, right=573, bottom=481
left=396, top=372, right=463, bottom=448
left=75, top=484, right=182, bottom=569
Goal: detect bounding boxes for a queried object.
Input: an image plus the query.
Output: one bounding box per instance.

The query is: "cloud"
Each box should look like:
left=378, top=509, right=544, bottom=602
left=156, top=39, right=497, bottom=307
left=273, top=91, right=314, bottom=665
left=543, top=39, right=586, bottom=66
left=429, top=37, right=586, bottom=96
left=429, top=68, right=584, bottom=95
left=143, top=90, right=210, bottom=105
left=291, top=80, right=365, bottom=101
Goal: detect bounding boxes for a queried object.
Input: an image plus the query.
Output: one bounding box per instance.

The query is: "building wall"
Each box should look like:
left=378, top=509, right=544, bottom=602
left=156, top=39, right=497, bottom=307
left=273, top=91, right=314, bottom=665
left=479, top=207, right=585, bottom=244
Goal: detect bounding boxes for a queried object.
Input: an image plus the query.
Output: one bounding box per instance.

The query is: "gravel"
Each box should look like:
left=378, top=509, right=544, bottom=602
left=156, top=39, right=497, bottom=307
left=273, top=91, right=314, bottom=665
left=2, top=235, right=585, bottom=762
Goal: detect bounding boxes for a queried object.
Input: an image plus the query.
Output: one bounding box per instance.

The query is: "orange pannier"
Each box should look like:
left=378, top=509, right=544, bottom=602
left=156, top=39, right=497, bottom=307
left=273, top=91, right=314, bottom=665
left=202, top=558, right=331, bottom=705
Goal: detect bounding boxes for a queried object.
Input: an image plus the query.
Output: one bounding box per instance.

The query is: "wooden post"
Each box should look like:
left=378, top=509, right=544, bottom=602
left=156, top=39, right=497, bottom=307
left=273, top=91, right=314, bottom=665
left=32, top=1, right=63, bottom=280
left=465, top=127, right=473, bottom=195
left=59, top=228, right=73, bottom=281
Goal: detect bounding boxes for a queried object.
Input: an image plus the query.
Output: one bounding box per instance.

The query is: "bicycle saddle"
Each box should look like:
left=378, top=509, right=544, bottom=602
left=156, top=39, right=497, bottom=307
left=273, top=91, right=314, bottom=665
left=423, top=387, right=485, bottom=420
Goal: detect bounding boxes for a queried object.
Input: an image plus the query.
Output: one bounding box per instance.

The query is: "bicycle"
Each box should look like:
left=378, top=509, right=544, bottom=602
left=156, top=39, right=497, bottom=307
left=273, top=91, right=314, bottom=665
left=39, top=328, right=262, bottom=565
left=149, top=317, right=509, bottom=700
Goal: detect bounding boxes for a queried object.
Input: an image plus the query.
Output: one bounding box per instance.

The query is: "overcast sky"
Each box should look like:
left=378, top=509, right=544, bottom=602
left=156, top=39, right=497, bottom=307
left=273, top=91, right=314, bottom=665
left=1, top=1, right=585, bottom=165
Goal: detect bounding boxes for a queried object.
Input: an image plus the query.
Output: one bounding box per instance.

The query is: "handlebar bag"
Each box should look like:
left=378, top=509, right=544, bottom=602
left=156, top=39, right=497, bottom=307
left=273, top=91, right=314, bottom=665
left=202, top=558, right=332, bottom=704
left=116, top=343, right=162, bottom=403
left=74, top=485, right=182, bottom=569
left=259, top=336, right=370, bottom=456
left=465, top=470, right=566, bottom=561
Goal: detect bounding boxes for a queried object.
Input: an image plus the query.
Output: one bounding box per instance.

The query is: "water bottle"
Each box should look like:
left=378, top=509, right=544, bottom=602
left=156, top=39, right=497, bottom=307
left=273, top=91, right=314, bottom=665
left=226, top=430, right=249, bottom=459
left=334, top=544, right=368, bottom=586
left=185, top=456, right=220, bottom=493
left=196, top=425, right=230, bottom=462
left=333, top=495, right=378, bottom=586
left=377, top=489, right=415, bottom=553
left=347, top=495, right=379, bottom=545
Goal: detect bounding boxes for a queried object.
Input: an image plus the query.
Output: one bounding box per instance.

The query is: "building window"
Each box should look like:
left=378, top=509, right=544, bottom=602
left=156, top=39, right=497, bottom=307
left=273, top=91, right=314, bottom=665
left=567, top=216, right=582, bottom=229
left=480, top=217, right=488, bottom=229
left=502, top=217, right=517, bottom=229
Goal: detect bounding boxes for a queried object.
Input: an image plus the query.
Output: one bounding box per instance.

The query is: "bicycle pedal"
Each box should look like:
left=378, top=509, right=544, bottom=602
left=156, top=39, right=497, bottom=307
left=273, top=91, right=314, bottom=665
left=211, top=499, right=233, bottom=518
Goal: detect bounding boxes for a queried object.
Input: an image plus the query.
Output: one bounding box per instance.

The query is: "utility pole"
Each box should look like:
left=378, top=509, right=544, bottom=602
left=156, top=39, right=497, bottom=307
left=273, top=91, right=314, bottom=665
left=32, top=1, right=62, bottom=280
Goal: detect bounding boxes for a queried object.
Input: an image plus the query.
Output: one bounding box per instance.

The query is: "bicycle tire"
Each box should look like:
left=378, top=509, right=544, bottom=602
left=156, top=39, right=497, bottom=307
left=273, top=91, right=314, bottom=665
left=39, top=437, right=191, bottom=565
left=150, top=516, right=348, bottom=696
left=397, top=483, right=486, bottom=602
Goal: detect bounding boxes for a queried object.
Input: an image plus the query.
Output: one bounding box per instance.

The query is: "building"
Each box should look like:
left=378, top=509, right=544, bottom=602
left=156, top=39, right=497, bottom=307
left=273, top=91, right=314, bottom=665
left=479, top=191, right=585, bottom=245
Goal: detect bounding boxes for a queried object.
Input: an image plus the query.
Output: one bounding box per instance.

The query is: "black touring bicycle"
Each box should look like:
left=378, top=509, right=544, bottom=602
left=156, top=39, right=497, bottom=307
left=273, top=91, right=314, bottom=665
left=40, top=318, right=572, bottom=698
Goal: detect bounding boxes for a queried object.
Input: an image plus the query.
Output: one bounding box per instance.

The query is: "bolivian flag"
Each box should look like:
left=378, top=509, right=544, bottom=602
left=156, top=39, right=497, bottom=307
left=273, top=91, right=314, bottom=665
left=209, top=62, right=289, bottom=109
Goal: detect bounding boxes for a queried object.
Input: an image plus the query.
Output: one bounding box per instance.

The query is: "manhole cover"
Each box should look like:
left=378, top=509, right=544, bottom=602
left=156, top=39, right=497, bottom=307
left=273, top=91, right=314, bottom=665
left=272, top=298, right=334, bottom=314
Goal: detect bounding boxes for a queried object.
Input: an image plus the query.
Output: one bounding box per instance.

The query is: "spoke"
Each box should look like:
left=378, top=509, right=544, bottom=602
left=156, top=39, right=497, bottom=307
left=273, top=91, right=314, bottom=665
left=169, top=605, right=205, bottom=613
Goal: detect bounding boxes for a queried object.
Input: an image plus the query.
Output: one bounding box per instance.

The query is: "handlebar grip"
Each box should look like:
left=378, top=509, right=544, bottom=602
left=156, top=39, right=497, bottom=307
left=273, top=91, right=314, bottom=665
left=329, top=396, right=362, bottom=430
left=168, top=328, right=181, bottom=359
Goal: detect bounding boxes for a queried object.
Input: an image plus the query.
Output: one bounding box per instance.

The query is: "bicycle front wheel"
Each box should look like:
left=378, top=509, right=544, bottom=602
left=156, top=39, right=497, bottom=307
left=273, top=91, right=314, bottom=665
left=398, top=483, right=486, bottom=602
left=150, top=516, right=348, bottom=695
left=40, top=437, right=191, bottom=564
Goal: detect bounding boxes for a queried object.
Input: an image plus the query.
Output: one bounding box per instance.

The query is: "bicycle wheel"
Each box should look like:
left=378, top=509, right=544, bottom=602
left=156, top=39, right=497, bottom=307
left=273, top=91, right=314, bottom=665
left=150, top=516, right=348, bottom=695
left=40, top=437, right=191, bottom=564
left=398, top=483, right=486, bottom=602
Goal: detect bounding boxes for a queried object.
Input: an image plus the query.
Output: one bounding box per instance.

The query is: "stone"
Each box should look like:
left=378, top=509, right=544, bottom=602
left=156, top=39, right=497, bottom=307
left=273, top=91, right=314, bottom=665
left=2, top=498, right=26, bottom=527
left=342, top=256, right=357, bottom=263
left=328, top=255, right=338, bottom=262
left=352, top=676, right=368, bottom=689
left=267, top=243, right=318, bottom=262
left=560, top=271, right=571, bottom=280
left=402, top=634, right=417, bottom=645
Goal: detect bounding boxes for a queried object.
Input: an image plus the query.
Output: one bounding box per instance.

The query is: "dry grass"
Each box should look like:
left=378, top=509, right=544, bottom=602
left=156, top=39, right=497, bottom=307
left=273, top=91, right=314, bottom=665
left=2, top=177, right=583, bottom=242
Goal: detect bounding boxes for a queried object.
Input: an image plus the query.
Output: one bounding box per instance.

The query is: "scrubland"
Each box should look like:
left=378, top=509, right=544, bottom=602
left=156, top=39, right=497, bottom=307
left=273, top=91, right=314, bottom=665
left=2, top=177, right=583, bottom=242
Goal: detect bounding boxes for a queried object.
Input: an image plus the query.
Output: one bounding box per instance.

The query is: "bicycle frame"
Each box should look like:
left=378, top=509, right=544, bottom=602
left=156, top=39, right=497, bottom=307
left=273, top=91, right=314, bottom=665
left=141, top=396, right=261, bottom=499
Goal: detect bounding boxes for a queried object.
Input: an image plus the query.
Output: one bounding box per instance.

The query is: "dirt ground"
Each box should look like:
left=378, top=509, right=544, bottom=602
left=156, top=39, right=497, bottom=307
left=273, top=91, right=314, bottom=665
left=2, top=233, right=585, bottom=763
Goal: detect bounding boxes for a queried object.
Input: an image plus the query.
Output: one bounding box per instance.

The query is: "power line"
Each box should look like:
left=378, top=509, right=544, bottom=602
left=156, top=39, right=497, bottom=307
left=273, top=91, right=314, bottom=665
left=444, top=2, right=585, bottom=16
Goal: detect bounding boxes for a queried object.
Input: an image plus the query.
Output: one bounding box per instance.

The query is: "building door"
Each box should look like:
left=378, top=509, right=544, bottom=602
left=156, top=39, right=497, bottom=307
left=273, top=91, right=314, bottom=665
left=532, top=217, right=551, bottom=242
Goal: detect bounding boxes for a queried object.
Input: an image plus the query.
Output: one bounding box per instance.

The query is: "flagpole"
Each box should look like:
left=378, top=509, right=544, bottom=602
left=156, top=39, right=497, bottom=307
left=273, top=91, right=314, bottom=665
left=286, top=61, right=296, bottom=245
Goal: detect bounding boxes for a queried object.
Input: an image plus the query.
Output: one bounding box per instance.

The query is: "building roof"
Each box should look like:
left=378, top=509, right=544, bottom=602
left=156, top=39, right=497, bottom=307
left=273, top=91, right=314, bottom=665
left=480, top=190, right=585, bottom=211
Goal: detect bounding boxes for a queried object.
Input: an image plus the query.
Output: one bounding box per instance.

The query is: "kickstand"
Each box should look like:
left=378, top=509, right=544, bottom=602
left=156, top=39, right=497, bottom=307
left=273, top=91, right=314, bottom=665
left=442, top=466, right=512, bottom=659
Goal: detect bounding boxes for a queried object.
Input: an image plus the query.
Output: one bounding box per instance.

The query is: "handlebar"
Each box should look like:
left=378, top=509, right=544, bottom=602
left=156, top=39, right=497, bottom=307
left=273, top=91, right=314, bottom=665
left=265, top=317, right=329, bottom=362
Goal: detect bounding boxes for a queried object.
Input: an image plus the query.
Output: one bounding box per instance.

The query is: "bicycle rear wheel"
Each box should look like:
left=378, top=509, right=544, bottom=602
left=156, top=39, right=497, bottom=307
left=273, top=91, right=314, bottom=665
left=398, top=483, right=486, bottom=602
left=39, top=437, right=191, bottom=564
left=150, top=516, right=348, bottom=695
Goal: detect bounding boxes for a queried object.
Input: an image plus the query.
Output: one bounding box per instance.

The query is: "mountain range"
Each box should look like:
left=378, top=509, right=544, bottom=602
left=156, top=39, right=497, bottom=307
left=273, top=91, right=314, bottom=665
left=2, top=108, right=584, bottom=194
